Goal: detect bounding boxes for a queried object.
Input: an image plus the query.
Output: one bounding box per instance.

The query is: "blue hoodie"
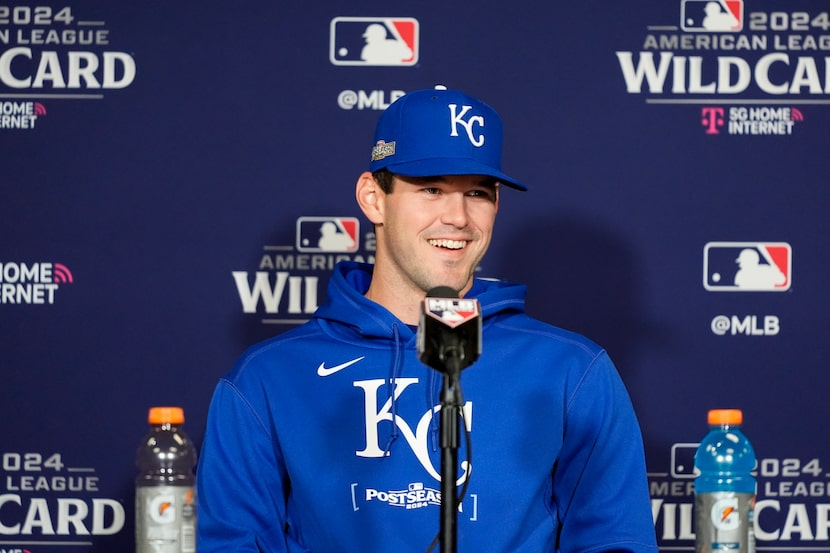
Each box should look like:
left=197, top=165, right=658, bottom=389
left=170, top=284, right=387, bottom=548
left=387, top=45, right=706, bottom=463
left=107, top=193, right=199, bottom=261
left=197, top=261, right=658, bottom=553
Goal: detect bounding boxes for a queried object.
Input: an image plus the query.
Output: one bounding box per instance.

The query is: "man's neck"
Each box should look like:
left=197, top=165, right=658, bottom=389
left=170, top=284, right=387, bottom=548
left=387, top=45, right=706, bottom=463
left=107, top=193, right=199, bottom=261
left=364, top=282, right=422, bottom=326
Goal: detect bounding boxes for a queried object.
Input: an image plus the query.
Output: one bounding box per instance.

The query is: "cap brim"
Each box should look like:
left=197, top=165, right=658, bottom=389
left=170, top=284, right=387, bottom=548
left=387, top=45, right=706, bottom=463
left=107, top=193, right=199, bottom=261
left=383, top=158, right=528, bottom=191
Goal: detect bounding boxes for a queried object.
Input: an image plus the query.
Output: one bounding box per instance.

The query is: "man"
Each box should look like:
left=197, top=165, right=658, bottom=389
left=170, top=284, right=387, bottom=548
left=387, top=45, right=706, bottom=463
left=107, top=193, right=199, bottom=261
left=197, top=86, right=658, bottom=552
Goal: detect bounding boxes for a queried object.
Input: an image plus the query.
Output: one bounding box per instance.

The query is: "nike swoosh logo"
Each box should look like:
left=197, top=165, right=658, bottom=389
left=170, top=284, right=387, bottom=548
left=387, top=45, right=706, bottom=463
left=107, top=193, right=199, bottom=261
left=317, top=356, right=365, bottom=377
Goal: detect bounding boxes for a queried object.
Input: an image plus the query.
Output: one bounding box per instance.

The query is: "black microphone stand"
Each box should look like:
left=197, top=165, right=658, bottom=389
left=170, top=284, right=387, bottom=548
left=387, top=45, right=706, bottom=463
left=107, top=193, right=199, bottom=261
left=418, top=288, right=480, bottom=553
left=438, top=345, right=464, bottom=553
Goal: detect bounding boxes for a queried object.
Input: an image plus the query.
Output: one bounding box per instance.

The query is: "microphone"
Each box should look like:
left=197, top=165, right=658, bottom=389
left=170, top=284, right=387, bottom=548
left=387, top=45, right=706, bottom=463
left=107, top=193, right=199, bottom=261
left=417, top=286, right=482, bottom=373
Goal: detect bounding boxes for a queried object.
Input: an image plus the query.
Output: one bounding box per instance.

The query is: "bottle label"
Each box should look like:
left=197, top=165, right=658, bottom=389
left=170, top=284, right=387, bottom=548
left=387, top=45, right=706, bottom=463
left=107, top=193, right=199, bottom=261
left=695, top=492, right=755, bottom=553
left=136, top=486, right=197, bottom=553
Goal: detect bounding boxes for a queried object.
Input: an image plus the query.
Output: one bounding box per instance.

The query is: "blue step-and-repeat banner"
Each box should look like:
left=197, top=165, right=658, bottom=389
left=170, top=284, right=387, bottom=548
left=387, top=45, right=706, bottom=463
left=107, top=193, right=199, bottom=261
left=2, top=0, right=829, bottom=551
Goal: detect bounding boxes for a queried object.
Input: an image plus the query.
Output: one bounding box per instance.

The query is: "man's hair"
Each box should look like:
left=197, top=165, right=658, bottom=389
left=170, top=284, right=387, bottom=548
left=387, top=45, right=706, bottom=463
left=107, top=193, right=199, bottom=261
left=371, top=169, right=501, bottom=197
left=372, top=168, right=395, bottom=193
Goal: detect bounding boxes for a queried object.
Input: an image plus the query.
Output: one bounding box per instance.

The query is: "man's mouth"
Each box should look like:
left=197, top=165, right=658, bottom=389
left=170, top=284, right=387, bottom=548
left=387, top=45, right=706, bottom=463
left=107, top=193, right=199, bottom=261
left=428, top=239, right=466, bottom=250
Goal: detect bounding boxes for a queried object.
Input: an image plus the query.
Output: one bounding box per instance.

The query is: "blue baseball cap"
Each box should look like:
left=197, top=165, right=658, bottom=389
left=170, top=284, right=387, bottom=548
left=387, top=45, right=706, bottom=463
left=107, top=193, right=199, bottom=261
left=369, top=86, right=527, bottom=191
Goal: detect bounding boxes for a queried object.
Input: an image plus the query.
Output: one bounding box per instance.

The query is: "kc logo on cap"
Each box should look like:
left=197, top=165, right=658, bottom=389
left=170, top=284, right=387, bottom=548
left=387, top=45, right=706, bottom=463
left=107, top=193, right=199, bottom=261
left=449, top=104, right=485, bottom=147
left=368, top=85, right=527, bottom=191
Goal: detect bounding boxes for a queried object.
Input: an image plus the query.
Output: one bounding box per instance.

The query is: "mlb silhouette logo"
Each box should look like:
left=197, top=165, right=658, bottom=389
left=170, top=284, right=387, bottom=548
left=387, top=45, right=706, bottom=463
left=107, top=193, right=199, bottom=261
left=681, top=0, right=743, bottom=31
left=703, top=242, right=791, bottom=291
left=296, top=217, right=360, bottom=253
left=670, top=443, right=699, bottom=479
left=330, top=17, right=419, bottom=66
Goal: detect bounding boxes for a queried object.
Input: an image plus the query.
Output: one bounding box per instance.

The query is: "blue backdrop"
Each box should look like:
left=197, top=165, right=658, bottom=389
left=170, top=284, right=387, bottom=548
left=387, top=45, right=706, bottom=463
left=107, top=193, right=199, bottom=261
left=2, top=0, right=829, bottom=550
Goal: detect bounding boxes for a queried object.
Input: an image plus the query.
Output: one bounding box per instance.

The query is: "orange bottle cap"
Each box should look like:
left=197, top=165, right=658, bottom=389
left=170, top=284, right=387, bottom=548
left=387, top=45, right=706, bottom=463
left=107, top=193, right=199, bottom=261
left=708, top=409, right=743, bottom=425
left=148, top=406, right=185, bottom=425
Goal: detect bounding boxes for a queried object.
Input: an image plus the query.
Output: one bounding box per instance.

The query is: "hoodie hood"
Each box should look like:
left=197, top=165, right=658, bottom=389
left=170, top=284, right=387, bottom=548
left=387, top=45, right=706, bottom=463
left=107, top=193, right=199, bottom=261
left=313, top=261, right=528, bottom=339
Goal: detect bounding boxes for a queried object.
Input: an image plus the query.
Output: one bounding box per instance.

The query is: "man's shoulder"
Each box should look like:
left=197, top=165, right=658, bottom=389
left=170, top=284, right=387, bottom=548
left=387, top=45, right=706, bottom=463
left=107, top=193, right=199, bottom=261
left=226, top=320, right=328, bottom=380
left=492, top=312, right=606, bottom=358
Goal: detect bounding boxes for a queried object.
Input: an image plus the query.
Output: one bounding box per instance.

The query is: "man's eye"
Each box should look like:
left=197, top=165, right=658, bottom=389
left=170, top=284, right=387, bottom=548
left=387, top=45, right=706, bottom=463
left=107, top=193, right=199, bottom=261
left=469, top=189, right=495, bottom=200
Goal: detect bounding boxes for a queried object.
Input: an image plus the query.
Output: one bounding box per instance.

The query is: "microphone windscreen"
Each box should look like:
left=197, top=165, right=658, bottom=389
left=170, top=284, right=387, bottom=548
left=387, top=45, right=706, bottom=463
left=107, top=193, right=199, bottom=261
left=426, top=286, right=458, bottom=299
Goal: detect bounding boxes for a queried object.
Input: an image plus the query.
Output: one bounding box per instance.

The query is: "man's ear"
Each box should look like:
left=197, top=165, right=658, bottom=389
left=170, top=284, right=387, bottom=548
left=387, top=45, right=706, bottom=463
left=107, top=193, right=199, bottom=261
left=355, top=171, right=384, bottom=225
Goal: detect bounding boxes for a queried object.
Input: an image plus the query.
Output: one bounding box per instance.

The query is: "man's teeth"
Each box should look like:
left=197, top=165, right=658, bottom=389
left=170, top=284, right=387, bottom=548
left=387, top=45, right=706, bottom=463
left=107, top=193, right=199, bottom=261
left=429, top=239, right=466, bottom=250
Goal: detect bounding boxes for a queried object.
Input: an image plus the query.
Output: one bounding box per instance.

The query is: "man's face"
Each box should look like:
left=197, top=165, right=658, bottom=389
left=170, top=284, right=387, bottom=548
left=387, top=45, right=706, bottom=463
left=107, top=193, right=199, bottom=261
left=374, top=174, right=499, bottom=297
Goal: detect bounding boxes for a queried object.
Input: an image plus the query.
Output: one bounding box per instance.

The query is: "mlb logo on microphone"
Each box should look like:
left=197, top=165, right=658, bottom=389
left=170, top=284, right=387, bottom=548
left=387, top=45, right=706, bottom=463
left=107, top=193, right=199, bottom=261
left=703, top=242, right=791, bottom=292
left=681, top=0, right=744, bottom=32
left=296, top=217, right=360, bottom=253
left=330, top=17, right=419, bottom=66
left=425, top=298, right=479, bottom=328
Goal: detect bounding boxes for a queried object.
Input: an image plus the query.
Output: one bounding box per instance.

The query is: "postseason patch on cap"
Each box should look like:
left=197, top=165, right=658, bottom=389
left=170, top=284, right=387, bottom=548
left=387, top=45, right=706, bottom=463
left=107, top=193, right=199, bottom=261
left=371, top=140, right=396, bottom=162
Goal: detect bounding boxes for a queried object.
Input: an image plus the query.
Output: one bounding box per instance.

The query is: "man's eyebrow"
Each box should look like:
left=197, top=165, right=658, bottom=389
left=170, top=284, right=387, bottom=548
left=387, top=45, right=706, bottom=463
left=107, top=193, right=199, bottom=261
left=402, top=175, right=447, bottom=184
left=404, top=176, right=499, bottom=187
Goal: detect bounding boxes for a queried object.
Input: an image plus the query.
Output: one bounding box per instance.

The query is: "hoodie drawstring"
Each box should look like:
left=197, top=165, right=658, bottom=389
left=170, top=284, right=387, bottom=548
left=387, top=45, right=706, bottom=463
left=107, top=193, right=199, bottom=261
left=382, top=323, right=404, bottom=455
left=427, top=367, right=441, bottom=452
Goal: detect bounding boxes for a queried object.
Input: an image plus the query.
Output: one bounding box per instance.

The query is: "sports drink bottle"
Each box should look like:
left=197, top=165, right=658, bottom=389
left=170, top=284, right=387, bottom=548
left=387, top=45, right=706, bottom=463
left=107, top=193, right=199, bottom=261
left=136, top=406, right=198, bottom=553
left=694, top=409, right=756, bottom=553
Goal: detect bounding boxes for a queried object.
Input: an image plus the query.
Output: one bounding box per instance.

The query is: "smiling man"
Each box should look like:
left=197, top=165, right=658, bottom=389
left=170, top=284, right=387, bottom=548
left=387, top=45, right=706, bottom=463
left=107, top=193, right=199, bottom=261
left=197, top=86, right=658, bottom=553
left=357, top=173, right=499, bottom=324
